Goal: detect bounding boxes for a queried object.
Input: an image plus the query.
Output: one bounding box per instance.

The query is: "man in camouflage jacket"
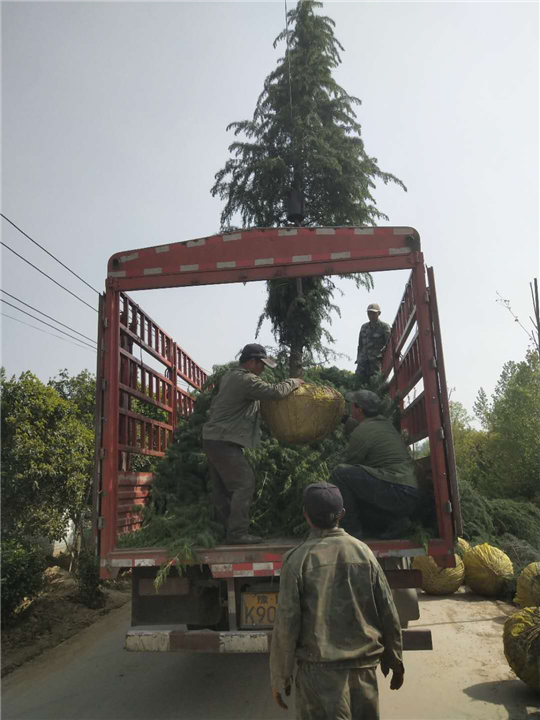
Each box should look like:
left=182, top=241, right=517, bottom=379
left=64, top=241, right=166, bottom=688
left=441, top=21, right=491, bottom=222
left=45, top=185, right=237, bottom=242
left=270, top=483, right=404, bottom=719
left=355, top=303, right=391, bottom=383
left=202, top=343, right=302, bottom=545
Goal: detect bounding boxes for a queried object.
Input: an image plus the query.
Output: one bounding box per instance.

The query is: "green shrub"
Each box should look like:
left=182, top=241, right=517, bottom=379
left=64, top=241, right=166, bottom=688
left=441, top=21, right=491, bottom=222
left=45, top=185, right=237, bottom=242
left=76, top=549, right=105, bottom=609
left=1, top=539, right=46, bottom=624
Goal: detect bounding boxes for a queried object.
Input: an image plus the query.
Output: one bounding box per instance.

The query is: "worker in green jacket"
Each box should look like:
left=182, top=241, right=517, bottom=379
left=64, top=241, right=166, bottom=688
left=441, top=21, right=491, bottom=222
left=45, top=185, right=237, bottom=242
left=202, top=343, right=303, bottom=545
left=270, top=483, right=404, bottom=719
left=331, top=390, right=426, bottom=540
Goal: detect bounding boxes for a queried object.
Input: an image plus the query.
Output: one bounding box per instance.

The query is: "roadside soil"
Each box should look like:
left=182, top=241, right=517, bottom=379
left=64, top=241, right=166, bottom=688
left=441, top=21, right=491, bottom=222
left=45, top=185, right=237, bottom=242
left=1, top=565, right=131, bottom=678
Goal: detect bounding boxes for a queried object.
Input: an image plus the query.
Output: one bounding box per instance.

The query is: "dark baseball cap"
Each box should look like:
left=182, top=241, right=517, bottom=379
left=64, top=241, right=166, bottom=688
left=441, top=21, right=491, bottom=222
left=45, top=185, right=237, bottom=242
left=240, top=343, right=277, bottom=369
left=345, top=389, right=381, bottom=414
left=303, top=483, right=344, bottom=528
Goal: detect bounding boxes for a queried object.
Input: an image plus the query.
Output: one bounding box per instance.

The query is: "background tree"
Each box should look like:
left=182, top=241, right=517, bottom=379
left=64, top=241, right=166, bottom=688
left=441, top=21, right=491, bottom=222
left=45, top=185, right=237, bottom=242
left=212, top=0, right=405, bottom=376
left=1, top=370, right=94, bottom=544
left=472, top=351, right=540, bottom=500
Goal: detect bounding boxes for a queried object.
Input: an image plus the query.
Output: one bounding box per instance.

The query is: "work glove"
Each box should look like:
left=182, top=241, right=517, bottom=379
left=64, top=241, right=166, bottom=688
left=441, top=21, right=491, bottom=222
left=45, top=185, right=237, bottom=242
left=272, top=680, right=292, bottom=710
left=381, top=659, right=404, bottom=690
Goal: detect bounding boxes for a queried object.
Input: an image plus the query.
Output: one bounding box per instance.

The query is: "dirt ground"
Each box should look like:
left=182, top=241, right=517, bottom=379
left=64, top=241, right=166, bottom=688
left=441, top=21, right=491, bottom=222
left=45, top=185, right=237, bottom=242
left=1, top=565, right=131, bottom=678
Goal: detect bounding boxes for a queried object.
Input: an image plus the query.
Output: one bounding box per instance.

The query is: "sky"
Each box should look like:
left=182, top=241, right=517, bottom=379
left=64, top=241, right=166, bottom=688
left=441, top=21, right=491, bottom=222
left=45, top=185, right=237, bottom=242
left=2, top=1, right=538, bottom=416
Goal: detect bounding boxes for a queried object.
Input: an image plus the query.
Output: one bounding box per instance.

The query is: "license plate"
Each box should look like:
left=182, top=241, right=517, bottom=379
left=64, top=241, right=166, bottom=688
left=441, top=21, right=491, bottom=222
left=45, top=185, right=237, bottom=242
left=241, top=592, right=278, bottom=628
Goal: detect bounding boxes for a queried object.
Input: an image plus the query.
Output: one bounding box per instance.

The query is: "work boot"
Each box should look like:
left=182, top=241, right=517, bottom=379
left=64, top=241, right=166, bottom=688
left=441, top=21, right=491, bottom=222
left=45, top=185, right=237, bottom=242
left=226, top=534, right=263, bottom=545
left=378, top=517, right=411, bottom=541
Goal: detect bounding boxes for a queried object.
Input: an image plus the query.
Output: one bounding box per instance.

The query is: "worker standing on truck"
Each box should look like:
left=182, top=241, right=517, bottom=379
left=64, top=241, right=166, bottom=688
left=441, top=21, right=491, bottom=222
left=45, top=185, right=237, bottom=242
left=270, top=482, right=404, bottom=719
left=202, top=343, right=303, bottom=545
left=355, top=303, right=391, bottom=383
left=332, top=390, right=425, bottom=540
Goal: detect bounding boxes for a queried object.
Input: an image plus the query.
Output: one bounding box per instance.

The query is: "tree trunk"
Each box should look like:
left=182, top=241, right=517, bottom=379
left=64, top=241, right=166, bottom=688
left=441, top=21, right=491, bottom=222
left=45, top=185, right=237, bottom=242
left=289, top=340, right=303, bottom=378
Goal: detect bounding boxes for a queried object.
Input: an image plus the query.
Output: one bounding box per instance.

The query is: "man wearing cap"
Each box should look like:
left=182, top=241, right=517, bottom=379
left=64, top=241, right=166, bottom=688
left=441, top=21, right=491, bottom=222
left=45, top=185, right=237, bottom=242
left=331, top=390, right=424, bottom=540
left=270, top=482, right=404, bottom=719
left=202, top=344, right=303, bottom=545
left=355, top=304, right=391, bottom=383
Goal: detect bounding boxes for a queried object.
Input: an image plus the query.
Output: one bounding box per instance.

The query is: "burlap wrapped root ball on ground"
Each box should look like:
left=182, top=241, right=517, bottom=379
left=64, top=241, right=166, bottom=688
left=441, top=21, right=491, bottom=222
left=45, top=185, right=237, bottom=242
left=413, top=554, right=465, bottom=595
left=514, top=562, right=540, bottom=609
left=504, top=607, right=540, bottom=691
left=261, top=384, right=345, bottom=444
left=463, top=543, right=514, bottom=597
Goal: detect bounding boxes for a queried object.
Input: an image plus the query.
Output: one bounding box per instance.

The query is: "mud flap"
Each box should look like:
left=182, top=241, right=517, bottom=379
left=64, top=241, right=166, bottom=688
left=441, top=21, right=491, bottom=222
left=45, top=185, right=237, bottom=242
left=380, top=557, right=420, bottom=629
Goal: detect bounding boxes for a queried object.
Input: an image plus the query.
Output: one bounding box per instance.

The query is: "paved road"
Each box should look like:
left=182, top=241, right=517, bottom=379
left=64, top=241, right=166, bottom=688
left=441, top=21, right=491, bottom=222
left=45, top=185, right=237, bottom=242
left=2, top=592, right=538, bottom=720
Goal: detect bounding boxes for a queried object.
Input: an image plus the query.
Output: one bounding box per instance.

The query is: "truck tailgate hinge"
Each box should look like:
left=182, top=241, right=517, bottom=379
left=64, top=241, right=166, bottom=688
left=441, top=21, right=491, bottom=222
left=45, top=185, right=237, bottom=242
left=444, top=501, right=452, bottom=514
left=424, top=290, right=430, bottom=303
left=97, top=517, right=105, bottom=529
left=437, top=427, right=445, bottom=440
left=99, top=448, right=107, bottom=459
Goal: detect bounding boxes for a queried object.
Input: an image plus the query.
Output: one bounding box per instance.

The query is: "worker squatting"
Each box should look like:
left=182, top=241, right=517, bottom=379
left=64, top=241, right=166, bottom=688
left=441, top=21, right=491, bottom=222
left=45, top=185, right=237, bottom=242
left=201, top=303, right=423, bottom=718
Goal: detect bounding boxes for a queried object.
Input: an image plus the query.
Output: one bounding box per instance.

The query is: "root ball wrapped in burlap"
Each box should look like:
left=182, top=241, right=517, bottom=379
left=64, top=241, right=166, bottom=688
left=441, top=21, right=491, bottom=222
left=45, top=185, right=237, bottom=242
left=503, top=607, right=540, bottom=691
left=456, top=537, right=471, bottom=555
left=261, top=384, right=345, bottom=444
left=463, top=543, right=514, bottom=597
left=412, top=554, right=465, bottom=595
left=514, top=562, right=540, bottom=609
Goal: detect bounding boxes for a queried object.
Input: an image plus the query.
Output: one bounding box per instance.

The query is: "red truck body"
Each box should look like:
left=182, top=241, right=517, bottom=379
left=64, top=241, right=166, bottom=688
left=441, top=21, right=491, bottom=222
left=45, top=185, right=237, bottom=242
left=93, top=226, right=460, bottom=653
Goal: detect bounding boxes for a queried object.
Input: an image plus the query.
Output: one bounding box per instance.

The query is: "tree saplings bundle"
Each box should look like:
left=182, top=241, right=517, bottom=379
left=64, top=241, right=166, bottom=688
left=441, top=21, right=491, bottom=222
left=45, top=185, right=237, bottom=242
left=514, top=562, right=540, bottom=609
left=463, top=543, right=514, bottom=597
left=412, top=555, right=465, bottom=595
left=503, top=607, right=540, bottom=691
left=260, top=384, right=345, bottom=444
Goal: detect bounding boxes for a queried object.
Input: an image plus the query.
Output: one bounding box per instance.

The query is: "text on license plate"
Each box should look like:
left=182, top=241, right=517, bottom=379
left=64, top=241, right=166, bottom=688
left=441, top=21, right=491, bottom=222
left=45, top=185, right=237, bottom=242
left=241, top=592, right=278, bottom=627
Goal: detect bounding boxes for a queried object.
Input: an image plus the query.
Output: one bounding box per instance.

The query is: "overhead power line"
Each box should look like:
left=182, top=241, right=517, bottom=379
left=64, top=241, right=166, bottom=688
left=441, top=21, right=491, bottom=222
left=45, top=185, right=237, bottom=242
left=0, top=290, right=96, bottom=345
left=1, top=313, right=96, bottom=353
left=1, top=242, right=98, bottom=313
left=1, top=299, right=97, bottom=350
left=1, top=214, right=100, bottom=295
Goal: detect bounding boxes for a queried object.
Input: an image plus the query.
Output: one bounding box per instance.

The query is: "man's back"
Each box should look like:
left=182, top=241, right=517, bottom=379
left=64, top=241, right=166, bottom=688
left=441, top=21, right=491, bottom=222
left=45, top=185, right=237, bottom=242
left=346, top=416, right=417, bottom=488
left=272, top=528, right=402, bottom=669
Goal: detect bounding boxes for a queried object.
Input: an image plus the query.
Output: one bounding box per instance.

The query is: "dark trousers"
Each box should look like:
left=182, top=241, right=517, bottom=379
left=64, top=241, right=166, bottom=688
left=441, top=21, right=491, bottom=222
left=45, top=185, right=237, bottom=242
left=202, top=439, right=255, bottom=540
left=295, top=664, right=379, bottom=720
left=355, top=356, right=381, bottom=383
left=331, top=464, right=422, bottom=537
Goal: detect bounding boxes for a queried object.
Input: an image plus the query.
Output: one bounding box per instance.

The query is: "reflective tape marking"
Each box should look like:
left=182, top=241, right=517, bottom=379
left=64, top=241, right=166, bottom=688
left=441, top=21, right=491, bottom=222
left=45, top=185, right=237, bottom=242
left=134, top=558, right=156, bottom=567
left=186, top=238, right=206, bottom=247
left=144, top=268, right=162, bottom=275
left=217, top=261, right=236, bottom=269
left=155, top=245, right=170, bottom=254
left=393, top=227, right=414, bottom=235
left=252, top=562, right=274, bottom=571
left=292, top=255, right=312, bottom=262
left=180, top=264, right=199, bottom=272
left=354, top=228, right=375, bottom=235
left=223, top=233, right=242, bottom=242
left=278, top=229, right=297, bottom=236
left=389, top=247, right=411, bottom=256
left=108, top=271, right=127, bottom=278
left=254, top=258, right=274, bottom=266
left=120, top=253, right=139, bottom=263
left=316, top=228, right=335, bottom=235
left=213, top=564, right=233, bottom=573
left=111, top=558, right=128, bottom=567
left=331, top=251, right=351, bottom=260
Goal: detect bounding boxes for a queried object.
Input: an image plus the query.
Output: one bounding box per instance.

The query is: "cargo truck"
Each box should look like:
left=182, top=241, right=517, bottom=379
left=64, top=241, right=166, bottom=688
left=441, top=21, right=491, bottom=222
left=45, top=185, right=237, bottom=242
left=93, top=226, right=461, bottom=654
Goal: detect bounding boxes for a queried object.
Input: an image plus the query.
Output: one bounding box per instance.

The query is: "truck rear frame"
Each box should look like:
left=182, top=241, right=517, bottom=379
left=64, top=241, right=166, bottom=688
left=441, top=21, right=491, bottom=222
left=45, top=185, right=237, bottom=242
left=93, top=226, right=460, bottom=652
